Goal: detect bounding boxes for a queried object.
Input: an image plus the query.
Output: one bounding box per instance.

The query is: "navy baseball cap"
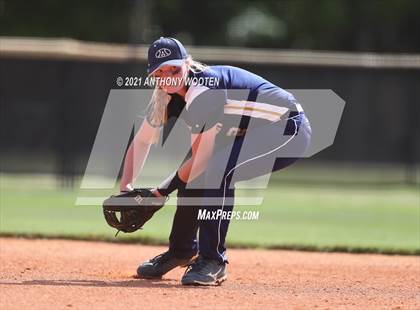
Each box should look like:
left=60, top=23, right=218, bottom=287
left=147, top=37, right=188, bottom=75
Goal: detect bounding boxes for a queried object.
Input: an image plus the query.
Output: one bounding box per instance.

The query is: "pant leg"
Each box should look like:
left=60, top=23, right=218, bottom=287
left=197, top=187, right=235, bottom=263
left=168, top=181, right=206, bottom=259
left=230, top=113, right=312, bottom=182
left=196, top=134, right=243, bottom=263
left=197, top=114, right=311, bottom=263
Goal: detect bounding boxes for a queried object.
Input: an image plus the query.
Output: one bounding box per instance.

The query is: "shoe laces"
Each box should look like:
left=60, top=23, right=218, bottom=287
left=184, top=256, right=214, bottom=275
left=150, top=251, right=172, bottom=265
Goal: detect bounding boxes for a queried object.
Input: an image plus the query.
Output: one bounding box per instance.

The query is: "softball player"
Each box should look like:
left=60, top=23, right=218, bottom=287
left=120, top=37, right=311, bottom=286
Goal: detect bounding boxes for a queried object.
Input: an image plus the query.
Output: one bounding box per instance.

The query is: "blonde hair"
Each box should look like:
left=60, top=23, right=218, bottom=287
left=146, top=56, right=208, bottom=128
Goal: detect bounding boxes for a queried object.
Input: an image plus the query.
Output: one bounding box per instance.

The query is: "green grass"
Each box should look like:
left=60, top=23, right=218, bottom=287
left=1, top=173, right=419, bottom=254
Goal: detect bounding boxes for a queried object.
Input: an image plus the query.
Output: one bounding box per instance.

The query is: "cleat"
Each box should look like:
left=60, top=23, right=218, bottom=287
left=181, top=255, right=227, bottom=286
left=137, top=251, right=197, bottom=279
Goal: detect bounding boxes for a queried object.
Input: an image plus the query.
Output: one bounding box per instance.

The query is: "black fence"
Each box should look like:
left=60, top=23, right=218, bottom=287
left=1, top=53, right=419, bottom=184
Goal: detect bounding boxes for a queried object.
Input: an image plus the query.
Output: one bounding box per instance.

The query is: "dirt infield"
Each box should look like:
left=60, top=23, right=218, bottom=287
left=0, top=238, right=419, bottom=310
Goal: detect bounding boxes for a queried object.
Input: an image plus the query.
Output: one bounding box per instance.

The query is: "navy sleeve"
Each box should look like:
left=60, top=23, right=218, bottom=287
left=186, top=89, right=226, bottom=134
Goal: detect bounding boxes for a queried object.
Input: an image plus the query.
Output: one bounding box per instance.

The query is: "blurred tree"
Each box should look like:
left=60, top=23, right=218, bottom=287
left=0, top=0, right=132, bottom=42
left=1, top=0, right=419, bottom=52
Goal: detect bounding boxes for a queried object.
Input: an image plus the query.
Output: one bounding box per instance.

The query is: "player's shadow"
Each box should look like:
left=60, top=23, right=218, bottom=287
left=0, top=279, right=211, bottom=290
